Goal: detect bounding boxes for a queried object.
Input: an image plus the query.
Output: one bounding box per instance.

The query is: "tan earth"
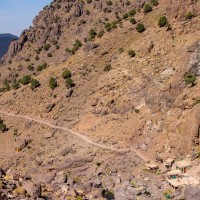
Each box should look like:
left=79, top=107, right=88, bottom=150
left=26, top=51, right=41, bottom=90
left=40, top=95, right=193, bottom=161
left=0, top=0, right=200, bottom=199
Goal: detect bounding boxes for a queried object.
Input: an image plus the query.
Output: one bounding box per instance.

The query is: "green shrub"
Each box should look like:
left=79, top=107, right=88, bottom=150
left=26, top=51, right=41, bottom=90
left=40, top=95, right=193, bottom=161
left=119, top=48, right=124, bottom=53
left=51, top=39, right=58, bottom=45
left=97, top=30, right=105, bottom=38
left=62, top=70, right=71, bottom=79
left=49, top=77, right=58, bottom=90
left=30, top=79, right=40, bottom=90
left=11, top=81, right=20, bottom=90
left=70, top=40, right=82, bottom=54
left=130, top=18, right=136, bottom=24
left=47, top=53, right=53, bottom=57
left=0, top=88, right=6, bottom=93
left=3, top=81, right=11, bottom=91
left=106, top=0, right=112, bottom=6
left=129, top=9, right=136, bottom=16
left=66, top=78, right=74, bottom=88
left=37, top=62, right=47, bottom=72
left=105, top=23, right=112, bottom=32
left=128, top=50, right=136, bottom=57
left=0, top=118, right=7, bottom=133
left=185, top=74, right=196, bottom=85
left=89, top=29, right=97, bottom=39
left=158, top=16, right=168, bottom=27
left=56, top=44, right=60, bottom=49
left=36, top=47, right=42, bottom=54
left=122, top=13, right=129, bottom=19
left=20, top=75, right=31, bottom=85
left=136, top=23, right=145, bottom=32
left=104, top=64, right=112, bottom=72
left=87, top=0, right=92, bottom=3
left=103, top=191, right=114, bottom=200
left=143, top=4, right=152, bottom=13
left=35, top=55, right=39, bottom=60
left=151, top=0, right=159, bottom=6
left=186, top=12, right=193, bottom=20
left=27, top=65, right=34, bottom=71
left=43, top=43, right=51, bottom=51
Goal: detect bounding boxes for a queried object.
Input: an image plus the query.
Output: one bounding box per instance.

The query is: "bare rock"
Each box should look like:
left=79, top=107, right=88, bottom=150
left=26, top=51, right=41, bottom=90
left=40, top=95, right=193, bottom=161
left=184, top=185, right=200, bottom=200
left=66, top=88, right=73, bottom=97
left=22, top=181, right=41, bottom=198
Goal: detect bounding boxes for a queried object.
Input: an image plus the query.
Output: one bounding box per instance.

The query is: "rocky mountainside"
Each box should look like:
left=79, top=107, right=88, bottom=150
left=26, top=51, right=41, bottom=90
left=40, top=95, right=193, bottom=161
left=0, top=34, right=18, bottom=59
left=0, top=0, right=200, bottom=199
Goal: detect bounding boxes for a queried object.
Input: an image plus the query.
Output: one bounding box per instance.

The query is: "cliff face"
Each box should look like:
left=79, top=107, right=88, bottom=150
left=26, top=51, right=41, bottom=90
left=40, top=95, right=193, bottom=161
left=0, top=34, right=18, bottom=59
left=1, top=0, right=152, bottom=64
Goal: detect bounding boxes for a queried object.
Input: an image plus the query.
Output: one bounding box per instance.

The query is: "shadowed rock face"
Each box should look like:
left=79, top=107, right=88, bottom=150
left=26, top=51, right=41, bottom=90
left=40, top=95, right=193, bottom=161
left=0, top=34, right=18, bottom=59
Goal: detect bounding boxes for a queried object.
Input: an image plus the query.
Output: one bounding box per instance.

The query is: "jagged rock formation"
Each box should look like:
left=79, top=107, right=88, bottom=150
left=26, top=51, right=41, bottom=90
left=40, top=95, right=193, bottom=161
left=0, top=34, right=18, bottom=59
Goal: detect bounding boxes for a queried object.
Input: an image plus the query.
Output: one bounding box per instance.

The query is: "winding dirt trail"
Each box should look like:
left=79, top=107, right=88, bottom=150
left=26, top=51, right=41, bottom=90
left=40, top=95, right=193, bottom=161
left=0, top=110, right=148, bottom=162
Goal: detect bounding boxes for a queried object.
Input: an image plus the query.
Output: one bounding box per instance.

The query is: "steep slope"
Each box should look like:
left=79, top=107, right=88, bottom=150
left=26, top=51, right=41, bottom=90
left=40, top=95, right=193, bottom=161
left=0, top=34, right=18, bottom=59
left=0, top=0, right=200, bottom=199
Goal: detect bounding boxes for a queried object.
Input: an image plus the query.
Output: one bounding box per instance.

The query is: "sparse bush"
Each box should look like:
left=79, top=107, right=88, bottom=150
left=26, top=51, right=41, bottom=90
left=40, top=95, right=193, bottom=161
left=51, top=39, right=58, bottom=45
left=20, top=75, right=31, bottom=85
left=47, top=53, right=53, bottom=57
left=129, top=9, right=136, bottom=16
left=186, top=12, right=193, bottom=20
left=105, top=23, right=112, bottom=32
left=35, top=55, right=39, bottom=60
left=0, top=88, right=6, bottom=93
left=11, top=81, right=20, bottom=90
left=36, top=47, right=42, bottom=54
left=158, top=16, right=168, bottom=27
left=185, top=74, right=196, bottom=85
left=3, top=81, right=11, bottom=91
left=128, top=50, right=136, bottom=57
left=104, top=64, right=112, bottom=72
left=30, top=79, right=40, bottom=90
left=69, top=40, right=82, bottom=54
left=55, top=44, right=60, bottom=49
left=27, top=65, right=34, bottom=71
left=89, top=29, right=97, bottom=39
left=106, top=0, right=112, bottom=6
left=62, top=70, right=71, bottom=79
left=66, top=78, right=74, bottom=88
left=136, top=23, right=145, bottom=32
left=87, top=0, right=92, bottom=4
left=49, top=77, right=58, bottom=90
left=143, top=4, right=152, bottom=13
left=151, top=0, right=159, bottom=6
left=119, top=48, right=124, bottom=53
left=43, top=43, right=51, bottom=51
left=97, top=30, right=105, bottom=38
left=122, top=13, right=129, bottom=19
left=130, top=18, right=136, bottom=24
left=0, top=118, right=7, bottom=133
left=37, top=62, right=47, bottom=72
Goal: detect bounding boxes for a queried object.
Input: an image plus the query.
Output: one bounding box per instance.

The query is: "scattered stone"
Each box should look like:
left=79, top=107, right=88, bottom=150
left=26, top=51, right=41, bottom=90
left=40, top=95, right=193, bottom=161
left=66, top=88, right=73, bottom=97
left=22, top=181, right=41, bottom=198
left=93, top=178, right=102, bottom=188
left=54, top=171, right=67, bottom=184
left=12, top=187, right=27, bottom=196
left=59, top=147, right=72, bottom=156
left=44, top=131, right=55, bottom=139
